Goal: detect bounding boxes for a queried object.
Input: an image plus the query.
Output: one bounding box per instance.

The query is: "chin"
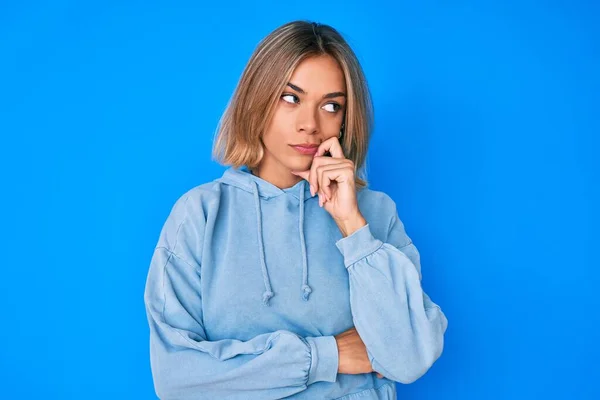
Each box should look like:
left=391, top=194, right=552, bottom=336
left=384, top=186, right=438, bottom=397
left=286, top=158, right=312, bottom=171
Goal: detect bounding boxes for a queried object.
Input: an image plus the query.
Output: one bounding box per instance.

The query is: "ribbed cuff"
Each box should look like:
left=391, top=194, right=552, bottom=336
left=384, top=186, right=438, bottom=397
left=335, top=224, right=384, bottom=268
left=306, top=335, right=339, bottom=385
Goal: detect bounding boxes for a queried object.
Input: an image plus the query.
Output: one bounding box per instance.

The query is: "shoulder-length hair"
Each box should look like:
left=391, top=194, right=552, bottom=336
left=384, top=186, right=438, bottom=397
left=212, top=20, right=374, bottom=189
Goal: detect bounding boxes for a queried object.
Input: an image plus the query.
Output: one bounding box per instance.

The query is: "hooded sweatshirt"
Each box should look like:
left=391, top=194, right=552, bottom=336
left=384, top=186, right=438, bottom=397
left=143, top=165, right=448, bottom=400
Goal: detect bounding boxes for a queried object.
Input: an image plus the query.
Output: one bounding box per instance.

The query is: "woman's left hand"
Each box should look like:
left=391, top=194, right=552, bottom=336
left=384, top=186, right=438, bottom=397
left=291, top=137, right=366, bottom=235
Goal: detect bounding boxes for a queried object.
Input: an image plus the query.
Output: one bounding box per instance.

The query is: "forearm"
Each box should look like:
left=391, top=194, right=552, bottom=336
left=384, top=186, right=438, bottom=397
left=335, top=212, right=367, bottom=238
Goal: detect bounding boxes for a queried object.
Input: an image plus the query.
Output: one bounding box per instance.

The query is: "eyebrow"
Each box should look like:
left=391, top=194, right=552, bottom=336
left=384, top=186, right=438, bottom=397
left=287, top=82, right=346, bottom=99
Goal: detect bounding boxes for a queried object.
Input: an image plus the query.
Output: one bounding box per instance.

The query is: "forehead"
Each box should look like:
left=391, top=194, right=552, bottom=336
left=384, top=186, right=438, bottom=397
left=289, top=55, right=346, bottom=92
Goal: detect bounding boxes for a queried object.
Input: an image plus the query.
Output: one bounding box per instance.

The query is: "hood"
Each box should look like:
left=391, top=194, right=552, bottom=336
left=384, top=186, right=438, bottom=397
left=216, top=165, right=314, bottom=306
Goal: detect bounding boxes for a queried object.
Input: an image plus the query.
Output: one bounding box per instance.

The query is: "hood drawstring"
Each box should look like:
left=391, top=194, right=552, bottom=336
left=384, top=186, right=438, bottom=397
left=250, top=179, right=312, bottom=306
left=298, top=181, right=313, bottom=301
left=251, top=180, right=274, bottom=306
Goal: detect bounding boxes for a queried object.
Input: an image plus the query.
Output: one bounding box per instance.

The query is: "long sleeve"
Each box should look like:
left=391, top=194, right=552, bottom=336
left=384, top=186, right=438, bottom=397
left=143, top=244, right=339, bottom=400
left=334, top=201, right=448, bottom=384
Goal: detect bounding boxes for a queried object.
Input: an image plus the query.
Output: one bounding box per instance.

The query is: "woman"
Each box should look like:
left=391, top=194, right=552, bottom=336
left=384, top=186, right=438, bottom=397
left=143, top=20, right=448, bottom=400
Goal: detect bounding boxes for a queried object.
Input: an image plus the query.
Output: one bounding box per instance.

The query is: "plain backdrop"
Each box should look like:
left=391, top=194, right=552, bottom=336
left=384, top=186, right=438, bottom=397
left=1, top=1, right=598, bottom=399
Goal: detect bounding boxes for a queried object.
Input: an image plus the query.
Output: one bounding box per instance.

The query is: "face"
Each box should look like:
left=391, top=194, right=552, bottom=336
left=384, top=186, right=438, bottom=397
left=255, top=54, right=346, bottom=187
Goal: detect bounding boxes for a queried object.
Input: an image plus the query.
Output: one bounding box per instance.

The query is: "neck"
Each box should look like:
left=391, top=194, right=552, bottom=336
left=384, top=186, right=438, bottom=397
left=250, top=158, right=303, bottom=189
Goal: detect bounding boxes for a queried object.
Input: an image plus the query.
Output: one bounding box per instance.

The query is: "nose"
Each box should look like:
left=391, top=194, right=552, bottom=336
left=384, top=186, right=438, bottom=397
left=296, top=106, right=318, bottom=134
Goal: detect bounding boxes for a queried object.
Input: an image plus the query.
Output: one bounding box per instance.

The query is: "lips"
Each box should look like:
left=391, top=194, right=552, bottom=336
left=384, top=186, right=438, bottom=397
left=290, top=145, right=319, bottom=155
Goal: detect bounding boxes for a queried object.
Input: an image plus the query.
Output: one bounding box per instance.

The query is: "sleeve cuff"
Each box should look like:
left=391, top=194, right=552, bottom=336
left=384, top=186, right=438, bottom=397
left=306, top=335, right=339, bottom=385
left=335, top=223, right=384, bottom=268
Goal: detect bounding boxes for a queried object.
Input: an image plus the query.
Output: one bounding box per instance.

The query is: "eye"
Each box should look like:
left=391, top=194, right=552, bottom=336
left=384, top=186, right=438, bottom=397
left=322, top=103, right=341, bottom=113
left=281, top=94, right=299, bottom=104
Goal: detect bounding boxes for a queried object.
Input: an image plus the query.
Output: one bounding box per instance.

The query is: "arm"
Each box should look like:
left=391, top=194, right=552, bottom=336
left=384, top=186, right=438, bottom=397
left=144, top=192, right=338, bottom=399
left=144, top=242, right=338, bottom=399
left=334, top=199, right=448, bottom=384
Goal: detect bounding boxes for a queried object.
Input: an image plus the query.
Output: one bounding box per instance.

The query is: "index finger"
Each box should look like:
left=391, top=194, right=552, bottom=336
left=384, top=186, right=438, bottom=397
left=314, top=136, right=345, bottom=159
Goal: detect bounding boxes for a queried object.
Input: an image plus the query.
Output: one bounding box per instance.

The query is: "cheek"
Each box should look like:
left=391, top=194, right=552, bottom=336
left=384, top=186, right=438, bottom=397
left=323, top=115, right=343, bottom=135
left=264, top=109, right=294, bottom=138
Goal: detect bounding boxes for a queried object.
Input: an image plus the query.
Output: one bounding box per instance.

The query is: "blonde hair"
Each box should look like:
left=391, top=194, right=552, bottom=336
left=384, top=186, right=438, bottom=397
left=212, top=20, right=374, bottom=189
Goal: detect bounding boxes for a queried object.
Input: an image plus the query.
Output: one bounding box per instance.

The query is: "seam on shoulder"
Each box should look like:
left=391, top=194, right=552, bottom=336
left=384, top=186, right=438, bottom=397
left=155, top=246, right=197, bottom=270
left=159, top=251, right=175, bottom=331
left=160, top=207, right=185, bottom=327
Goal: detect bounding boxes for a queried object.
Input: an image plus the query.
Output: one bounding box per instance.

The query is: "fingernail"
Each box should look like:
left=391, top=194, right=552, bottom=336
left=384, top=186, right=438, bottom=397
left=310, top=185, right=315, bottom=196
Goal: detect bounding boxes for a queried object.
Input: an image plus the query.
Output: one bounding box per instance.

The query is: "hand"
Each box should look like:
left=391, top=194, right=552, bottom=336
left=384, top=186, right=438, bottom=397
left=290, top=137, right=364, bottom=228
left=335, top=327, right=385, bottom=379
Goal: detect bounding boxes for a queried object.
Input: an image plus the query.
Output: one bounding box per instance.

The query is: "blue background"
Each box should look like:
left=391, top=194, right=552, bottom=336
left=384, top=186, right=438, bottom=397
left=1, top=1, right=598, bottom=398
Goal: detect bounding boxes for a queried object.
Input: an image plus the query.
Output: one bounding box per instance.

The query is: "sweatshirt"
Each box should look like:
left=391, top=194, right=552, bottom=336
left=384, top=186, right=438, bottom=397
left=143, top=165, right=448, bottom=400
